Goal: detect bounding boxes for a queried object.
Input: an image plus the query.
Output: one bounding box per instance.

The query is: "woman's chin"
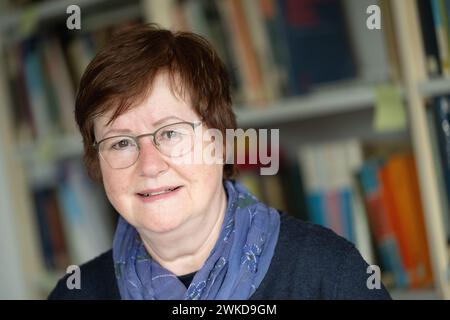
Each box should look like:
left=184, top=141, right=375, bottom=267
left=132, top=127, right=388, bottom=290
left=129, top=199, right=187, bottom=233
left=139, top=214, right=186, bottom=234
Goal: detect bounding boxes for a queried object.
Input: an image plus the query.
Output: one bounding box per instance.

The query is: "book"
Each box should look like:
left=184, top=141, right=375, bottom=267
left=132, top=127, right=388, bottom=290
left=298, top=144, right=328, bottom=227
left=32, top=188, right=57, bottom=270
left=4, top=41, right=35, bottom=143
left=417, top=0, right=442, bottom=76
left=278, top=157, right=309, bottom=221
left=297, top=140, right=369, bottom=246
left=379, top=0, right=403, bottom=82
left=381, top=153, right=434, bottom=288
left=218, top=0, right=267, bottom=105
left=275, top=0, right=356, bottom=94
left=426, top=100, right=450, bottom=240
left=66, top=33, right=97, bottom=84
left=430, top=0, right=450, bottom=75
left=259, top=0, right=290, bottom=96
left=56, top=159, right=115, bottom=265
left=45, top=188, right=71, bottom=270
left=242, top=0, right=282, bottom=102
left=357, top=159, right=409, bottom=288
left=41, top=36, right=78, bottom=135
left=351, top=171, right=376, bottom=265
left=431, top=96, right=450, bottom=237
left=22, top=37, right=57, bottom=141
left=182, top=0, right=241, bottom=99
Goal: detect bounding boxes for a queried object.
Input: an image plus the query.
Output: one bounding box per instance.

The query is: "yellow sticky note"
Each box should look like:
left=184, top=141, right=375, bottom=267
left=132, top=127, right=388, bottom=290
left=374, top=84, right=407, bottom=132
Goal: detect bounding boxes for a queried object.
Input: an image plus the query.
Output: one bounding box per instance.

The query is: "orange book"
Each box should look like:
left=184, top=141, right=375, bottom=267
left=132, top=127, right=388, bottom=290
left=381, top=153, right=434, bottom=288
left=357, top=160, right=408, bottom=288
left=220, top=0, right=266, bottom=105
left=380, top=164, right=414, bottom=286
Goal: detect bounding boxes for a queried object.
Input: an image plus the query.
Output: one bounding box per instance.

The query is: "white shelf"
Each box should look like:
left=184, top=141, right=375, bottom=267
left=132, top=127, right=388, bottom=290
left=16, top=134, right=84, bottom=187
left=235, top=84, right=377, bottom=127
left=390, top=288, right=440, bottom=300
left=419, top=77, right=450, bottom=98
left=15, top=84, right=392, bottom=163
left=16, top=85, right=378, bottom=165
left=17, top=134, right=83, bottom=162
left=234, top=77, right=450, bottom=128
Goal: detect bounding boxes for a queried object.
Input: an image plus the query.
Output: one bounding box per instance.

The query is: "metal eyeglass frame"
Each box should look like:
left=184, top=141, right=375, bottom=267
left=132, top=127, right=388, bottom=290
left=92, top=120, right=203, bottom=168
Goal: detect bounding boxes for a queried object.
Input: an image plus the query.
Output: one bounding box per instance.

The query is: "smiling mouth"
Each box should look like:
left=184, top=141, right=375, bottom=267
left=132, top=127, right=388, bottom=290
left=137, top=186, right=182, bottom=198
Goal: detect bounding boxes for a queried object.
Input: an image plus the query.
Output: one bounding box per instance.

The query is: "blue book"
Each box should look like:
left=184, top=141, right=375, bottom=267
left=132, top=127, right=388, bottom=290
left=23, top=37, right=55, bottom=140
left=445, top=0, right=450, bottom=62
left=340, top=188, right=355, bottom=244
left=431, top=0, right=450, bottom=74
left=306, top=191, right=328, bottom=227
left=431, top=96, right=450, bottom=217
left=33, top=188, right=56, bottom=270
left=275, top=0, right=356, bottom=95
left=417, top=0, right=442, bottom=75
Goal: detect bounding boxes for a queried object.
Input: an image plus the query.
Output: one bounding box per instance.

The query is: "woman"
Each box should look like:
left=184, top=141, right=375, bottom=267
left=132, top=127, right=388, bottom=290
left=49, top=24, right=391, bottom=300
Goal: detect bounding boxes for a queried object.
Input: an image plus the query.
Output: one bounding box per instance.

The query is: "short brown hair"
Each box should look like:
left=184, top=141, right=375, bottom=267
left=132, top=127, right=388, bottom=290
left=75, top=24, right=237, bottom=182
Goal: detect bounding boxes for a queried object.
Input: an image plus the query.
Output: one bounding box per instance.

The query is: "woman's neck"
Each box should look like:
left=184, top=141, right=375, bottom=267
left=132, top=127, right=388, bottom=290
left=138, top=186, right=227, bottom=276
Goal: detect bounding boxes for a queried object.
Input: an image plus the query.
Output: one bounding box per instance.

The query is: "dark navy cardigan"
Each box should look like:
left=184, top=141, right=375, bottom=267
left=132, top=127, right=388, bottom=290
left=48, top=213, right=391, bottom=300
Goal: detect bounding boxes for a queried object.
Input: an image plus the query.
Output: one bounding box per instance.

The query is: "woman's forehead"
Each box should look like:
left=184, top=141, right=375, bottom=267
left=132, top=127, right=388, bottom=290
left=93, top=72, right=196, bottom=132
left=93, top=102, right=196, bottom=139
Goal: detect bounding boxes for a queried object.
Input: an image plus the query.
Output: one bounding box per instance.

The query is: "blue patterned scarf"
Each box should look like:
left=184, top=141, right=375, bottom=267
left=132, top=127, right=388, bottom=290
left=112, top=179, right=280, bottom=300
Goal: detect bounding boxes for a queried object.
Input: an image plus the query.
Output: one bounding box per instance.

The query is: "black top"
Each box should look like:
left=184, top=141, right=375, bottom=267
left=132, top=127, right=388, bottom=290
left=177, top=271, right=196, bottom=289
left=48, top=213, right=391, bottom=300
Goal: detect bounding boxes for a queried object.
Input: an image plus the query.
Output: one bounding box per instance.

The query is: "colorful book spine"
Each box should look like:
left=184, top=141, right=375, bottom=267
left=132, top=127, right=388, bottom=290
left=275, top=0, right=356, bottom=94
left=358, top=160, right=409, bottom=288
left=431, top=0, right=450, bottom=75
left=218, top=0, right=267, bottom=105
left=33, top=188, right=57, bottom=270
left=298, top=141, right=364, bottom=244
left=426, top=102, right=450, bottom=239
left=381, top=153, right=434, bottom=288
left=417, top=0, right=442, bottom=75
left=23, top=38, right=56, bottom=141
left=432, top=96, right=450, bottom=210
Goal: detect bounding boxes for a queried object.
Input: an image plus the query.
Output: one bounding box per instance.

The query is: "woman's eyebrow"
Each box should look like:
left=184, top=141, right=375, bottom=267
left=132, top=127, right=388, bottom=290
left=152, top=115, right=185, bottom=127
left=101, top=128, right=133, bottom=138
left=101, top=116, right=185, bottom=138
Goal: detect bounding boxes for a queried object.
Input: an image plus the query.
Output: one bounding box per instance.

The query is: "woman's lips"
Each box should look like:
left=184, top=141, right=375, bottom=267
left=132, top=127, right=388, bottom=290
left=136, top=186, right=182, bottom=202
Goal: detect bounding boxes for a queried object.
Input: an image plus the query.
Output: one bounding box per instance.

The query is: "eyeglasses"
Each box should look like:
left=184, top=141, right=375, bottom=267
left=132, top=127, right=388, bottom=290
left=93, top=121, right=202, bottom=169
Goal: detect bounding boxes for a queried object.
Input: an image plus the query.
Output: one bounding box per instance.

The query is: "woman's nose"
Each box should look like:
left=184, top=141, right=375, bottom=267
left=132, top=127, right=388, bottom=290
left=136, top=138, right=169, bottom=177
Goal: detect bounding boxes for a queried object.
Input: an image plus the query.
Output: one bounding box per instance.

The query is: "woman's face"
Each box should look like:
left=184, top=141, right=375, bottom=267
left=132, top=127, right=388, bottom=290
left=94, top=72, right=225, bottom=234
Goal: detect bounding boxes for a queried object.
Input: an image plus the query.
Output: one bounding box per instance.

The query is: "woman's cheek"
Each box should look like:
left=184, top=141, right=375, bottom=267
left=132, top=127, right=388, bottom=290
left=103, top=176, right=126, bottom=210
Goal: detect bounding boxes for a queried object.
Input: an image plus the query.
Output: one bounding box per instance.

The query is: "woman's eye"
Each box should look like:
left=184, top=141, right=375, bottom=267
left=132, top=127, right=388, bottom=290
left=162, top=130, right=179, bottom=139
left=112, top=139, right=133, bottom=150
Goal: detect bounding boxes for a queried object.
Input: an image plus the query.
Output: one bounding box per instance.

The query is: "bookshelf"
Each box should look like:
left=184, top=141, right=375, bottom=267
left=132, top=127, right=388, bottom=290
left=391, top=0, right=449, bottom=299
left=390, top=288, right=440, bottom=300
left=420, top=77, right=450, bottom=97
left=0, top=37, right=44, bottom=299
left=0, top=0, right=450, bottom=299
left=0, top=0, right=136, bottom=32
left=17, top=83, right=377, bottom=167
left=235, top=83, right=378, bottom=127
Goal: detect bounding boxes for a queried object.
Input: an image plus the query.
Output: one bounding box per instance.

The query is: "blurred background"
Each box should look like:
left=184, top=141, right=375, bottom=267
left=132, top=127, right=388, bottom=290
left=0, top=0, right=449, bottom=300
